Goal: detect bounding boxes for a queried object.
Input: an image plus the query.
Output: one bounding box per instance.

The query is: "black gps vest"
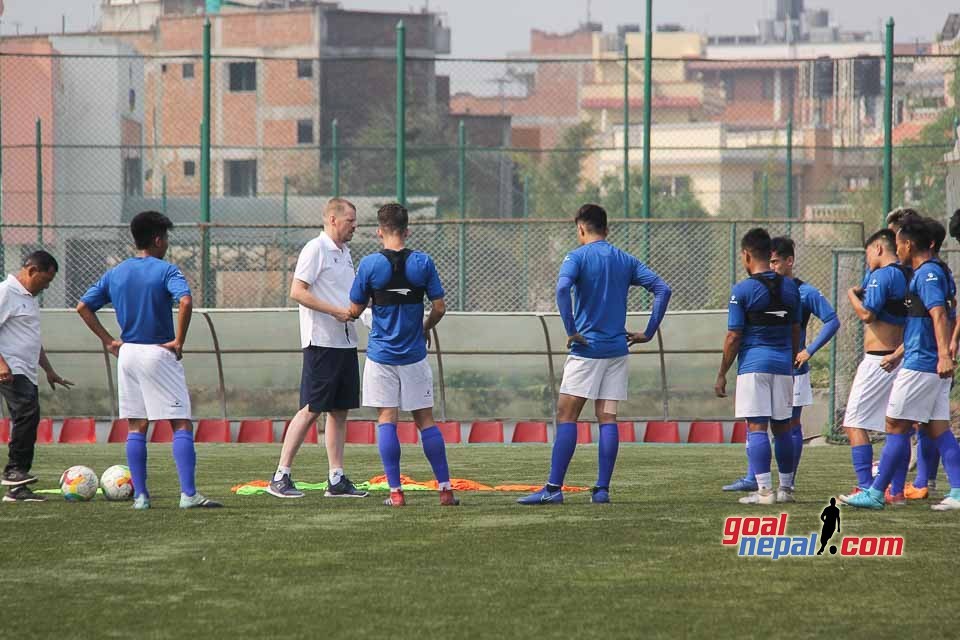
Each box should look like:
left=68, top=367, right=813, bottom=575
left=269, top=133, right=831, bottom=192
left=905, top=260, right=952, bottom=319
left=880, top=263, right=911, bottom=319
left=371, top=249, right=426, bottom=307
left=745, top=274, right=792, bottom=326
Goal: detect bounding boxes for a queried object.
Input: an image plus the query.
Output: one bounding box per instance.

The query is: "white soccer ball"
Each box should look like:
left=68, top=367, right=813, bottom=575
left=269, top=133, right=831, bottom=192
left=60, top=465, right=99, bottom=501
left=100, top=465, right=133, bottom=501
left=871, top=460, right=880, bottom=478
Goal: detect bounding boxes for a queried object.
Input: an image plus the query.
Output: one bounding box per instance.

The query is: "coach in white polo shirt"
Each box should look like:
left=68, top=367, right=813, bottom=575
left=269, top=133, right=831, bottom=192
left=0, top=251, right=73, bottom=502
left=267, top=198, right=368, bottom=499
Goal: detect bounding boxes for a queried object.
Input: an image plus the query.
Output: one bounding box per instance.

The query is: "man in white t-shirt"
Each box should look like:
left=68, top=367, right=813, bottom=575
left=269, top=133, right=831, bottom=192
left=268, top=198, right=368, bottom=498
left=0, top=251, right=73, bottom=502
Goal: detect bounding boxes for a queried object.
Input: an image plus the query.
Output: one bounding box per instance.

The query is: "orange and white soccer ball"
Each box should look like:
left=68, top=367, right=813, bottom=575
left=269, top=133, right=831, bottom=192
left=100, top=465, right=133, bottom=501
left=60, top=465, right=99, bottom=501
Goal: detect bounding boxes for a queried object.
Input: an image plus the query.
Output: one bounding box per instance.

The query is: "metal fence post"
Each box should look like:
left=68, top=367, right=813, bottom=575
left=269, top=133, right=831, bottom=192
left=786, top=117, right=793, bottom=234
left=0, top=82, right=3, bottom=271
left=642, top=0, right=653, bottom=221
left=331, top=118, right=340, bottom=198
left=522, top=175, right=530, bottom=310
left=201, top=18, right=213, bottom=307
left=827, top=250, right=840, bottom=437
left=282, top=176, right=289, bottom=307
left=883, top=17, right=895, bottom=216
left=458, top=120, right=466, bottom=311
left=35, top=118, right=42, bottom=245
left=395, top=21, right=406, bottom=207
left=728, top=221, right=737, bottom=289
left=762, top=172, right=769, bottom=218
left=623, top=43, right=630, bottom=218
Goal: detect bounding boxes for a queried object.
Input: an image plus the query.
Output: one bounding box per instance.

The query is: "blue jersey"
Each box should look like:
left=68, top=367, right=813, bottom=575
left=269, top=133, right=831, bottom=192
left=934, top=258, right=957, bottom=322
left=797, top=281, right=837, bottom=375
left=728, top=272, right=802, bottom=375
left=862, top=263, right=909, bottom=327
left=349, top=250, right=444, bottom=366
left=903, top=260, right=951, bottom=373
left=80, top=257, right=191, bottom=344
left=557, top=240, right=670, bottom=359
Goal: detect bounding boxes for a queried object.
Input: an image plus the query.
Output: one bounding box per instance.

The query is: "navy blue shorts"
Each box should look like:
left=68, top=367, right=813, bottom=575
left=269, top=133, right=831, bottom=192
left=300, top=346, right=360, bottom=412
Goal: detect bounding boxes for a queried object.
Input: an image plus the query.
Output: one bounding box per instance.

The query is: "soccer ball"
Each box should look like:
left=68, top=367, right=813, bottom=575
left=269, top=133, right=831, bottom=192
left=60, top=465, right=99, bottom=501
left=871, top=460, right=880, bottom=478
left=100, top=465, right=133, bottom=501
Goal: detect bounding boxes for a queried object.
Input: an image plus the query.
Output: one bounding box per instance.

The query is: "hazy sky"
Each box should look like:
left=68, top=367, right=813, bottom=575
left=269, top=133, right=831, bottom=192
left=2, top=0, right=957, bottom=54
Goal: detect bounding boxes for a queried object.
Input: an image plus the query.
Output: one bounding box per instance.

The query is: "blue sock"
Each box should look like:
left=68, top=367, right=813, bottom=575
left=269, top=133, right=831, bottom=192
left=747, top=431, right=771, bottom=477
left=126, top=431, right=148, bottom=499
left=791, top=424, right=804, bottom=475
left=172, top=429, right=197, bottom=497
left=547, top=422, right=578, bottom=488
left=744, top=439, right=755, bottom=481
left=934, top=430, right=960, bottom=490
left=377, top=423, right=402, bottom=489
left=596, top=423, right=619, bottom=488
left=773, top=430, right=795, bottom=474
left=891, top=439, right=909, bottom=496
left=915, top=429, right=940, bottom=487
left=420, top=426, right=450, bottom=485
left=871, top=433, right=909, bottom=492
left=851, top=444, right=873, bottom=489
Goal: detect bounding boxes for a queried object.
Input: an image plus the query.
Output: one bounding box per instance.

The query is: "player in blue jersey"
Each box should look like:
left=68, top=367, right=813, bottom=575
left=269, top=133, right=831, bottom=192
left=76, top=211, right=221, bottom=509
left=518, top=204, right=671, bottom=505
left=721, top=237, right=839, bottom=500
left=715, top=228, right=801, bottom=505
left=842, top=219, right=960, bottom=511
left=347, top=203, right=457, bottom=508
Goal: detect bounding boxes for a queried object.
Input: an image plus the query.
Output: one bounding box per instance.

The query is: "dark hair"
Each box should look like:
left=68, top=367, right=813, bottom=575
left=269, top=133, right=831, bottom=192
left=377, top=203, right=408, bottom=234
left=898, top=219, right=934, bottom=252
left=865, top=228, right=896, bottom=252
left=22, top=250, right=58, bottom=273
left=770, top=236, right=795, bottom=260
left=925, top=217, right=946, bottom=253
left=130, top=210, right=173, bottom=250
left=886, top=207, right=919, bottom=229
left=575, top=203, right=607, bottom=233
left=950, top=209, right=960, bottom=242
left=740, top=227, right=772, bottom=261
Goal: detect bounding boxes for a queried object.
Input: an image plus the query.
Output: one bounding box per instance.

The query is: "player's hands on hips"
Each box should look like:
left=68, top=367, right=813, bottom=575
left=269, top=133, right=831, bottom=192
left=103, top=339, right=123, bottom=358
left=161, top=340, right=184, bottom=361
left=46, top=369, right=74, bottom=391
left=627, top=331, right=651, bottom=346
left=331, top=308, right=353, bottom=323
left=794, top=349, right=811, bottom=369
left=937, top=354, right=955, bottom=379
left=566, top=333, right=587, bottom=348
left=714, top=373, right=727, bottom=398
left=879, top=352, right=902, bottom=372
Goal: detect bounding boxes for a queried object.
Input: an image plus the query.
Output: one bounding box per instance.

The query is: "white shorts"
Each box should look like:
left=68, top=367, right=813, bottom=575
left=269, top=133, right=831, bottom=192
left=793, top=372, right=813, bottom=408
left=559, top=355, right=628, bottom=407
left=886, top=368, right=951, bottom=424
left=843, top=354, right=900, bottom=431
left=735, top=372, right=793, bottom=422
left=362, top=357, right=434, bottom=412
left=117, top=343, right=192, bottom=421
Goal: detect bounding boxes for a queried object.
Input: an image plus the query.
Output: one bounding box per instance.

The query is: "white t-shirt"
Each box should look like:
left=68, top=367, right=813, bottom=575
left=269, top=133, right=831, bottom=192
left=0, top=275, right=42, bottom=384
left=294, top=231, right=358, bottom=349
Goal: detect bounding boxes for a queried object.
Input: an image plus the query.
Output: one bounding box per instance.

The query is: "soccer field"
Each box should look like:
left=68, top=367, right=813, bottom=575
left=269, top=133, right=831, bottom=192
left=0, top=443, right=951, bottom=639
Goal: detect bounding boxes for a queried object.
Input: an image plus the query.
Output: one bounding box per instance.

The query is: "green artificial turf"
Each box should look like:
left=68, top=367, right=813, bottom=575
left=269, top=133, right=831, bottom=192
left=0, top=444, right=952, bottom=639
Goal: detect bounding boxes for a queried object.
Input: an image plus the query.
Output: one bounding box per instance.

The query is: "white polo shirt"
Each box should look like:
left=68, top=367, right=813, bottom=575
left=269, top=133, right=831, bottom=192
left=294, top=231, right=358, bottom=349
left=0, top=275, right=42, bottom=384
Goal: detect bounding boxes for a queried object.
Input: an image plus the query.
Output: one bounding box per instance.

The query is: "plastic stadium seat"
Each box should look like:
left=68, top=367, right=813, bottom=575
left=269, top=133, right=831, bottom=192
left=150, top=420, right=174, bottom=443
left=437, top=422, right=462, bottom=444
left=237, top=419, right=274, bottom=443
left=397, top=422, right=419, bottom=444
left=282, top=420, right=318, bottom=445
left=107, top=419, right=129, bottom=443
left=617, top=422, right=636, bottom=443
left=468, top=421, right=504, bottom=443
left=346, top=421, right=376, bottom=444
left=687, top=421, right=724, bottom=444
left=643, top=421, right=680, bottom=443
left=195, top=419, right=231, bottom=443
left=0, top=418, right=9, bottom=443
left=511, top=421, right=548, bottom=443
left=731, top=421, right=748, bottom=444
left=36, top=419, right=54, bottom=444
left=59, top=417, right=96, bottom=444
left=576, top=422, right=593, bottom=444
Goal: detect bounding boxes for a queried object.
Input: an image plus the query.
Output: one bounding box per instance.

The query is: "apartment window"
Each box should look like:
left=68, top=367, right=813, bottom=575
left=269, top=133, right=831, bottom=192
left=297, top=119, right=314, bottom=145
left=297, top=59, right=313, bottom=79
left=225, top=159, right=257, bottom=197
left=228, top=62, right=256, bottom=92
left=123, top=157, right=143, bottom=197
left=184, top=160, right=196, bottom=177
left=182, top=63, right=195, bottom=79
